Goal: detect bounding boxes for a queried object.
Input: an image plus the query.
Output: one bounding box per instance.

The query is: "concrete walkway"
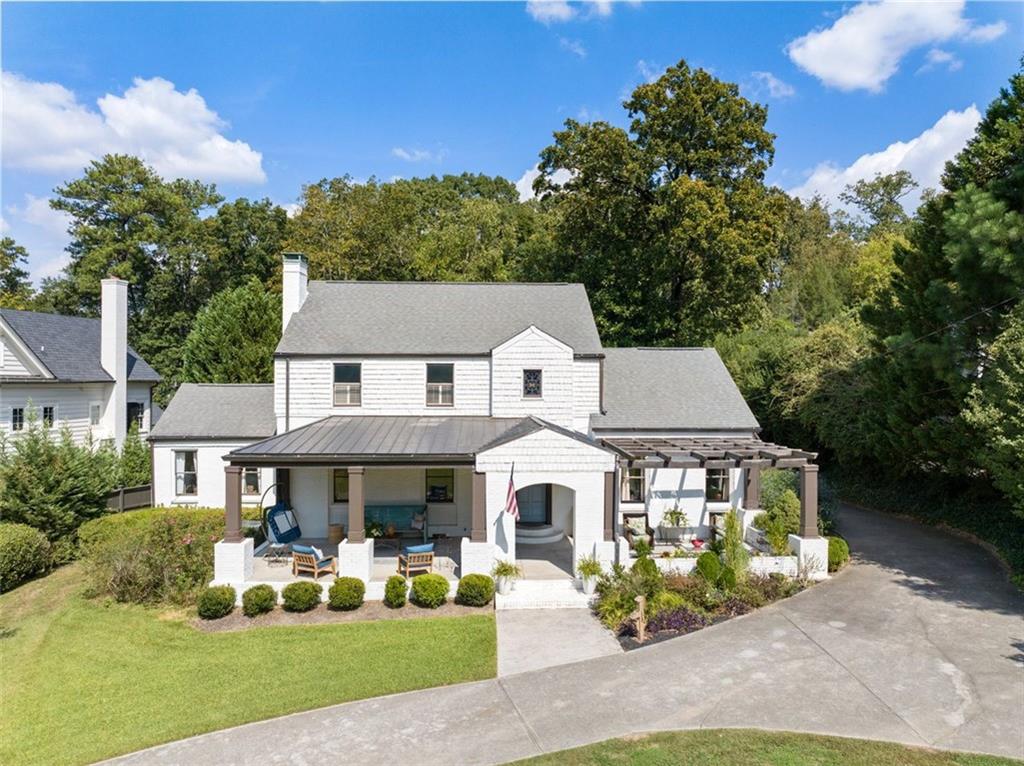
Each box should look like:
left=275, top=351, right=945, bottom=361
left=108, top=504, right=1024, bottom=765
left=497, top=609, right=622, bottom=676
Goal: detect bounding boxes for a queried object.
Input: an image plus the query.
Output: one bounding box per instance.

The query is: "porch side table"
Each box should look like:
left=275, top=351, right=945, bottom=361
left=266, top=543, right=289, bottom=567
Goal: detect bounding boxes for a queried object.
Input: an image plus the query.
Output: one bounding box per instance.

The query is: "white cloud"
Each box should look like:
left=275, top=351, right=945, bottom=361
left=559, top=37, right=587, bottom=58
left=526, top=0, right=639, bottom=24
left=282, top=203, right=302, bottom=219
left=636, top=59, right=661, bottom=83
left=789, top=105, right=981, bottom=212
left=391, top=146, right=445, bottom=163
left=751, top=71, right=796, bottom=99
left=786, top=1, right=1007, bottom=92
left=515, top=165, right=573, bottom=202
left=918, top=48, right=963, bottom=74
left=1, top=73, right=266, bottom=183
left=3, top=195, right=74, bottom=285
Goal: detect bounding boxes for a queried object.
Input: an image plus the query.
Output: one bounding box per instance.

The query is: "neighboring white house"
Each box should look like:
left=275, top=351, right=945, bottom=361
left=151, top=253, right=827, bottom=600
left=0, top=279, right=160, bottom=450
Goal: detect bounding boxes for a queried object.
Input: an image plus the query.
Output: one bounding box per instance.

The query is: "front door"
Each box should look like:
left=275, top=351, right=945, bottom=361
left=516, top=484, right=549, bottom=525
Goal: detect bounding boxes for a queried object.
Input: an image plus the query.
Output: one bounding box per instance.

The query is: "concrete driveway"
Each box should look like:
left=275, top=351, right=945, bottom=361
left=107, top=504, right=1024, bottom=765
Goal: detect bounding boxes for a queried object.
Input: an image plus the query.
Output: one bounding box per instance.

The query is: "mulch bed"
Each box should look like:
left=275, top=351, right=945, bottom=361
left=193, top=600, right=491, bottom=632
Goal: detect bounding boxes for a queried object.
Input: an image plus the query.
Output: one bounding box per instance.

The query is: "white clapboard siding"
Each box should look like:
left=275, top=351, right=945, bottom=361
left=491, top=327, right=575, bottom=429
left=0, top=334, right=32, bottom=376
left=276, top=357, right=492, bottom=420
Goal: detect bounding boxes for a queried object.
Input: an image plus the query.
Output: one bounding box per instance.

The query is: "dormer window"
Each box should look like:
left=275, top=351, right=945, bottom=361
left=523, top=369, right=543, bottom=398
left=426, top=363, right=454, bottom=406
left=333, top=363, right=362, bottom=406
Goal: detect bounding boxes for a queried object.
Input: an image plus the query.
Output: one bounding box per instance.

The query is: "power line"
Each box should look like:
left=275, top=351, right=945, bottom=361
left=883, top=291, right=1021, bottom=356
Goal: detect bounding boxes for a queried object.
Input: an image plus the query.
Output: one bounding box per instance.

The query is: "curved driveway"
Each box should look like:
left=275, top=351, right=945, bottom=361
left=108, top=504, right=1024, bottom=765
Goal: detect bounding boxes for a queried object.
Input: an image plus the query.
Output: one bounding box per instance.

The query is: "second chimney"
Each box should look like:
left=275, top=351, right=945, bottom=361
left=100, top=277, right=128, bottom=449
left=282, top=252, right=308, bottom=331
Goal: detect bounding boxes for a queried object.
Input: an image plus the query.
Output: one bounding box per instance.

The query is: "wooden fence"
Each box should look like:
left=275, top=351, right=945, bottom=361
left=105, top=485, right=153, bottom=512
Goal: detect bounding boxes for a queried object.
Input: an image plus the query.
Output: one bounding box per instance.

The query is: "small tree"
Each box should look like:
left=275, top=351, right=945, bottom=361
left=117, top=423, right=151, bottom=487
left=722, top=509, right=749, bottom=579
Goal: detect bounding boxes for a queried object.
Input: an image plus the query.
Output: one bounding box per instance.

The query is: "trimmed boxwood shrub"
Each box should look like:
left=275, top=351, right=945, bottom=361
left=828, top=536, right=850, bottom=572
left=631, top=556, right=659, bottom=578
left=456, top=574, right=494, bottom=606
left=0, top=523, right=51, bottom=592
left=411, top=573, right=450, bottom=608
left=384, top=575, right=407, bottom=608
left=328, top=577, right=365, bottom=610
left=281, top=581, right=322, bottom=612
left=197, top=585, right=236, bottom=619
left=242, top=584, right=277, bottom=617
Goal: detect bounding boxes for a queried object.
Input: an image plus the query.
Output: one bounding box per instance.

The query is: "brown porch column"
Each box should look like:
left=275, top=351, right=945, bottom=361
left=348, top=467, right=365, bottom=543
left=471, top=471, right=487, bottom=542
left=745, top=464, right=762, bottom=510
left=224, top=465, right=243, bottom=542
left=798, top=464, right=819, bottom=538
left=603, top=471, right=615, bottom=542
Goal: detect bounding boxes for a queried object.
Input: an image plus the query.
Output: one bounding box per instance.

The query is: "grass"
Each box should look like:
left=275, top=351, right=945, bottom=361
left=0, top=565, right=497, bottom=766
left=512, top=730, right=1021, bottom=766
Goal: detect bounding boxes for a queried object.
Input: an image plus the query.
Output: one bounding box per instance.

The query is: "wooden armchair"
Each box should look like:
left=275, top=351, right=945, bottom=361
left=622, top=513, right=655, bottom=550
left=398, top=543, right=435, bottom=577
left=291, top=545, right=337, bottom=581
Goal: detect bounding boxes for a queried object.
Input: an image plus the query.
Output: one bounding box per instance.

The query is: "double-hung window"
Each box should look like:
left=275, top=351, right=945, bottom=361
left=705, top=468, right=729, bottom=502
left=426, top=363, right=454, bottom=406
left=242, top=467, right=260, bottom=495
left=175, top=450, right=198, bottom=496
left=333, top=470, right=349, bottom=503
left=333, top=363, right=362, bottom=406
left=127, top=402, right=144, bottom=431
left=41, top=406, right=55, bottom=427
left=11, top=408, right=24, bottom=432
left=621, top=467, right=645, bottom=503
left=89, top=402, right=102, bottom=427
left=522, top=369, right=543, bottom=398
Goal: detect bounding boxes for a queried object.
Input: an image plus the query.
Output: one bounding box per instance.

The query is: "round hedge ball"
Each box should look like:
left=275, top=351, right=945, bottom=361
left=328, top=577, right=366, bottom=610
left=197, top=585, right=236, bottom=619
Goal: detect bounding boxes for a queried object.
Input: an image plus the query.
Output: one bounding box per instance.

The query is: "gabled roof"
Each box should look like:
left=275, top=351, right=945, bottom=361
left=591, top=347, right=760, bottom=432
left=276, top=281, right=604, bottom=357
left=149, top=384, right=276, bottom=440
left=0, top=308, right=160, bottom=383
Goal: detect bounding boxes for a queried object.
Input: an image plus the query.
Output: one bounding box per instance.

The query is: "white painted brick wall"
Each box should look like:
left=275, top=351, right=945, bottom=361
left=460, top=539, right=496, bottom=575
left=338, top=538, right=374, bottom=583
left=214, top=538, right=254, bottom=582
left=152, top=441, right=275, bottom=508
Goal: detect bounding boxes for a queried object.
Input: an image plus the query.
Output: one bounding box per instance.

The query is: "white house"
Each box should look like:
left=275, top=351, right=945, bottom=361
left=0, top=279, right=160, bottom=450
left=151, top=253, right=827, bottom=601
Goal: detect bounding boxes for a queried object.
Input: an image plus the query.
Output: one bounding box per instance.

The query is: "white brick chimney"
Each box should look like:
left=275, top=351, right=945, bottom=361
left=100, top=278, right=128, bottom=449
left=281, top=252, right=308, bottom=330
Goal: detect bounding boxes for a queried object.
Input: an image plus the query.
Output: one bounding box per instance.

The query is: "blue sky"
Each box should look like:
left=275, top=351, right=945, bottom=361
left=2, top=1, right=1020, bottom=283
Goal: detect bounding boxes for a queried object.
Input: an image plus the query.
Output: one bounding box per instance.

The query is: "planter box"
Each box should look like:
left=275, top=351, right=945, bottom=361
left=653, top=557, right=699, bottom=574
left=749, top=555, right=799, bottom=577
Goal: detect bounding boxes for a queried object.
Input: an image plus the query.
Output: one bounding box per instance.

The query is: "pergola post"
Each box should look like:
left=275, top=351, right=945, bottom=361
left=603, top=471, right=615, bottom=542
left=798, top=464, right=819, bottom=538
left=348, top=467, right=365, bottom=543
left=745, top=464, right=762, bottom=510
left=471, top=471, right=487, bottom=542
left=224, top=465, right=243, bottom=543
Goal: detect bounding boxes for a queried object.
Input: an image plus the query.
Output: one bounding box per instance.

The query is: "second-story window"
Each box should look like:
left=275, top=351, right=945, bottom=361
left=426, top=363, right=454, bottom=406
left=11, top=407, right=24, bottom=431
left=127, top=402, right=144, bottom=431
left=42, top=406, right=55, bottom=427
left=333, top=363, right=362, bottom=406
left=523, top=368, right=543, bottom=398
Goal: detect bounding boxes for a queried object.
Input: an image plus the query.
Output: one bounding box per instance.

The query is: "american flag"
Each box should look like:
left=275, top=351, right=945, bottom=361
left=504, top=463, right=519, bottom=520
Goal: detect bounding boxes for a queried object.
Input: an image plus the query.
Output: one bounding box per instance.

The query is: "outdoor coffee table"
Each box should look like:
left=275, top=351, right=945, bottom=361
left=266, top=543, right=289, bottom=566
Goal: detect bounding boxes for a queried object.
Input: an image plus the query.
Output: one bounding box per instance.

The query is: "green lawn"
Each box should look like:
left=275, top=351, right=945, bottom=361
left=0, top=565, right=496, bottom=766
left=512, top=730, right=1021, bottom=766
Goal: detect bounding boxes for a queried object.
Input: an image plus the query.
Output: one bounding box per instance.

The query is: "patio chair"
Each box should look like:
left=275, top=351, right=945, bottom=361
left=622, top=513, right=655, bottom=550
left=291, top=544, right=337, bottom=581
left=398, top=542, right=434, bottom=578
left=265, top=503, right=302, bottom=545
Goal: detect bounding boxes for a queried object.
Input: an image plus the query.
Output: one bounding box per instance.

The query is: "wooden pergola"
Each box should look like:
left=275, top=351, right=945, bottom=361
left=601, top=436, right=820, bottom=538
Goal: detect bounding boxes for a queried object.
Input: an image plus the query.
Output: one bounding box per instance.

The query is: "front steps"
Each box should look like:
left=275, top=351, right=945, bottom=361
left=515, top=523, right=565, bottom=546
left=495, top=578, right=594, bottom=610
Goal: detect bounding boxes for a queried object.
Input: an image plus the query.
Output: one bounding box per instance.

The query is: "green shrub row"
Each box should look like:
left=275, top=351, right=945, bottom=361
left=0, top=523, right=51, bottom=592
left=827, top=536, right=850, bottom=572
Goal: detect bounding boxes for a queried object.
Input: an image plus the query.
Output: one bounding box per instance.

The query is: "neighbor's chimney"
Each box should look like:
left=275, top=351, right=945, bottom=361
left=100, top=277, right=128, bottom=449
left=281, top=252, right=308, bottom=331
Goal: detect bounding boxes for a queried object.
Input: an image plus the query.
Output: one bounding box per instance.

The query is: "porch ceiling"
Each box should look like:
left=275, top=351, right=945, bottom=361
left=602, top=436, right=817, bottom=469
left=226, top=415, right=527, bottom=465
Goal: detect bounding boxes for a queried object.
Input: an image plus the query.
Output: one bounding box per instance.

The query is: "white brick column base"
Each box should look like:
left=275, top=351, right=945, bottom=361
left=616, top=536, right=631, bottom=566
left=789, top=534, right=829, bottom=580
left=214, top=538, right=254, bottom=582
left=460, top=539, right=495, bottom=576
left=338, top=538, right=374, bottom=583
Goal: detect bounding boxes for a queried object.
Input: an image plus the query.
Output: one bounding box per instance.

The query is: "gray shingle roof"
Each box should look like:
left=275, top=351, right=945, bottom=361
left=591, top=348, right=760, bottom=432
left=149, top=384, right=276, bottom=440
left=276, top=282, right=604, bottom=356
left=229, top=415, right=529, bottom=462
left=1, top=308, right=160, bottom=383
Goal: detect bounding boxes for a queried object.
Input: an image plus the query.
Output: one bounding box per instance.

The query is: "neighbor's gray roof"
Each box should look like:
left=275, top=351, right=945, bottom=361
left=276, top=282, right=604, bottom=356
left=149, top=384, right=276, bottom=440
left=1, top=308, right=160, bottom=383
left=591, top=348, right=760, bottom=432
left=228, top=415, right=528, bottom=462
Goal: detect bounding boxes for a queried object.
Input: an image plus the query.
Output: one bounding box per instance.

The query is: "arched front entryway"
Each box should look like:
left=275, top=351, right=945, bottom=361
left=514, top=482, right=575, bottom=579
